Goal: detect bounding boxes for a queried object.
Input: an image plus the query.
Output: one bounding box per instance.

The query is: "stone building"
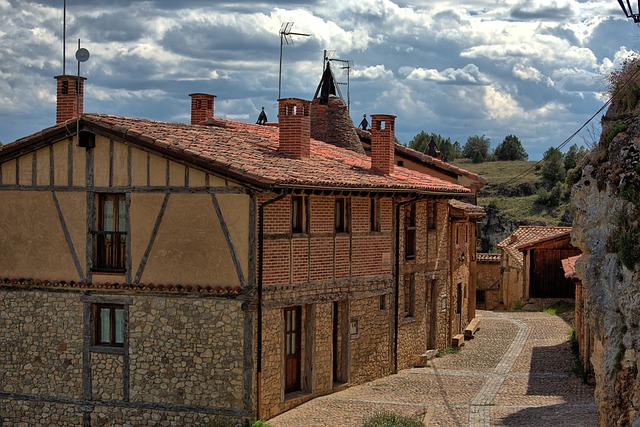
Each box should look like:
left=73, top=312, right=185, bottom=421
left=0, top=72, right=482, bottom=424
left=562, top=255, right=594, bottom=383
left=476, top=253, right=501, bottom=310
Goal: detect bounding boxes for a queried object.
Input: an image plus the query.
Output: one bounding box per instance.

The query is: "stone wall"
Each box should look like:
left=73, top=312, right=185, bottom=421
left=571, top=98, right=640, bottom=425
left=477, top=254, right=501, bottom=310
left=0, top=288, right=251, bottom=425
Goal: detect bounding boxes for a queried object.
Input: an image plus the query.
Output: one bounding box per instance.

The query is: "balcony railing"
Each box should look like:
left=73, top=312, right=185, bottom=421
left=93, top=231, right=126, bottom=271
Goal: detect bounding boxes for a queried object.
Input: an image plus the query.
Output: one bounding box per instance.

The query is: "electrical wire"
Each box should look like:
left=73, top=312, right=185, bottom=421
left=509, top=61, right=640, bottom=184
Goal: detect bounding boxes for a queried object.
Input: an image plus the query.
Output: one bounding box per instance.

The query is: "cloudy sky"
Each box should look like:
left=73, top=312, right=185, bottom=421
left=1, top=0, right=639, bottom=159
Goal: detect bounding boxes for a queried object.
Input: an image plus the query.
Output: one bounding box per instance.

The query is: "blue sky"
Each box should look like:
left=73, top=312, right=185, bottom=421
left=1, top=0, right=639, bottom=159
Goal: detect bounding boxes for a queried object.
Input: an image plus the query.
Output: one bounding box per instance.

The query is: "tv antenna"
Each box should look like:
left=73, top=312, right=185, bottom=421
left=278, top=22, right=310, bottom=100
left=324, top=51, right=353, bottom=113
left=75, top=39, right=89, bottom=139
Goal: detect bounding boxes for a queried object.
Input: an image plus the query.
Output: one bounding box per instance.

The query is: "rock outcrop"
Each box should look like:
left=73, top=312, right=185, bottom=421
left=571, top=68, right=640, bottom=426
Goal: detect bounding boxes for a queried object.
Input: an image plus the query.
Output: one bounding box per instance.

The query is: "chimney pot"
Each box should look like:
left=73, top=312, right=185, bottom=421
left=189, top=93, right=216, bottom=124
left=278, top=98, right=311, bottom=159
left=55, top=75, right=86, bottom=124
left=370, top=114, right=396, bottom=175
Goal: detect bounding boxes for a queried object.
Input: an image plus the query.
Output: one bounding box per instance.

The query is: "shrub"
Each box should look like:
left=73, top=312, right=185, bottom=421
left=250, top=421, right=274, bottom=427
left=362, top=412, right=424, bottom=427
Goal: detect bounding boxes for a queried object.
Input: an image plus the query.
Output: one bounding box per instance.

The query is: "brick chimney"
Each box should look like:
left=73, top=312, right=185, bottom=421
left=370, top=114, right=396, bottom=175
left=55, top=75, right=86, bottom=124
left=189, top=93, right=216, bottom=124
left=278, top=98, right=311, bottom=159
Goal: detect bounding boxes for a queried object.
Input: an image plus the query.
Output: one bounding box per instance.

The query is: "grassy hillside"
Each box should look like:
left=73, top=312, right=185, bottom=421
left=453, top=159, right=571, bottom=226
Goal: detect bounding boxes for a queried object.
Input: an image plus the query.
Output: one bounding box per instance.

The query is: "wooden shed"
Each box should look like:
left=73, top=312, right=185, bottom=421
left=518, top=231, right=581, bottom=299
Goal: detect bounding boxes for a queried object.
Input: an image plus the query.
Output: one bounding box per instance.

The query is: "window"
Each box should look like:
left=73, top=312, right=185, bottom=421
left=350, top=318, right=359, bottom=337
left=397, top=160, right=404, bottom=167
left=405, top=204, right=416, bottom=260
left=335, top=198, right=351, bottom=233
left=427, top=201, right=436, bottom=230
left=94, top=304, right=125, bottom=347
left=379, top=294, right=386, bottom=310
left=404, top=274, right=415, bottom=318
left=370, top=198, right=381, bottom=232
left=93, top=193, right=127, bottom=271
left=291, top=196, right=308, bottom=234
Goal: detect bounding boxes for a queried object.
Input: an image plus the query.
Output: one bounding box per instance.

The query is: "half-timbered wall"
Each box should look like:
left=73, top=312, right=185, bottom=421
left=0, top=133, right=254, bottom=424
left=0, top=134, right=250, bottom=288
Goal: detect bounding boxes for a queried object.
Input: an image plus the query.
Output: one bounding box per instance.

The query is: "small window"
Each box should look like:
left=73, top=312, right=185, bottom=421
left=379, top=294, right=386, bottom=310
left=397, top=160, right=404, bottom=167
left=350, top=318, right=359, bottom=336
left=335, top=198, right=351, bottom=233
left=404, top=274, right=415, bottom=318
left=93, top=194, right=127, bottom=271
left=427, top=201, right=436, bottom=230
left=94, top=304, right=125, bottom=347
left=370, top=198, right=381, bottom=232
left=405, top=204, right=416, bottom=260
left=291, top=196, right=308, bottom=234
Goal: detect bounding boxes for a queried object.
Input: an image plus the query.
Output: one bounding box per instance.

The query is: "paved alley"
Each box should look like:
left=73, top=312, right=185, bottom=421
left=268, top=310, right=596, bottom=427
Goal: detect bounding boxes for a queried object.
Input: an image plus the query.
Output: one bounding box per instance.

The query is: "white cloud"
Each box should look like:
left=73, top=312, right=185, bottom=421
left=0, top=0, right=636, bottom=159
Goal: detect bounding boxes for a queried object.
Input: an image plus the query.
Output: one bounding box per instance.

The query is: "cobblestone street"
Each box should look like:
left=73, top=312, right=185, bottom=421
left=268, top=310, right=596, bottom=426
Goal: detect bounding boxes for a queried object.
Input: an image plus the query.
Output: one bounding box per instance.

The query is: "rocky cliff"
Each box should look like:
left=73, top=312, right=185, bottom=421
left=571, top=61, right=640, bottom=426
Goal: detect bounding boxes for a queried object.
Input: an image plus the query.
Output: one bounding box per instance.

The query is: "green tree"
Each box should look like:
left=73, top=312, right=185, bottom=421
left=408, top=131, right=456, bottom=161
left=541, top=147, right=566, bottom=188
left=452, top=141, right=462, bottom=159
left=463, top=135, right=491, bottom=163
left=563, top=144, right=587, bottom=171
left=494, top=134, right=528, bottom=161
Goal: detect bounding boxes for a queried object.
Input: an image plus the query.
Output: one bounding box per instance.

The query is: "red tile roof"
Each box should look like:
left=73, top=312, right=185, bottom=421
left=561, top=255, right=581, bottom=279
left=356, top=128, right=487, bottom=187
left=477, top=253, right=501, bottom=263
left=2, top=114, right=470, bottom=196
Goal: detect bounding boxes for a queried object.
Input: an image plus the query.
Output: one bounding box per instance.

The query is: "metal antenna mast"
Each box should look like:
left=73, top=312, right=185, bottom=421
left=278, top=22, right=310, bottom=100
left=62, top=0, right=67, bottom=74
left=325, top=52, right=353, bottom=113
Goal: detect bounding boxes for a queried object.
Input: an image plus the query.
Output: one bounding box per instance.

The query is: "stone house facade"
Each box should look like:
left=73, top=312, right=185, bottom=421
left=476, top=253, right=501, bottom=310
left=0, top=73, right=481, bottom=424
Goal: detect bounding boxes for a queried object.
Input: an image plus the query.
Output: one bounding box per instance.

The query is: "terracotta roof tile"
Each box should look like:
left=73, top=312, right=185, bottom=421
left=497, top=226, right=572, bottom=268
left=561, top=255, right=582, bottom=279
left=43, top=114, right=470, bottom=195
left=477, top=253, right=501, bottom=262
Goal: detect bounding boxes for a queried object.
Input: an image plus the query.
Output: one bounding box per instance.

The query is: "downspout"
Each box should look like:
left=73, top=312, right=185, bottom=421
left=256, top=191, right=288, bottom=419
left=393, top=196, right=419, bottom=373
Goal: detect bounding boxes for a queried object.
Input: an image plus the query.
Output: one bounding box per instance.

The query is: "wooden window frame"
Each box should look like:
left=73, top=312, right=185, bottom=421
left=284, top=306, right=302, bottom=394
left=93, top=193, right=127, bottom=272
left=291, top=195, right=308, bottom=234
left=427, top=201, right=437, bottom=230
left=370, top=198, right=381, bottom=232
left=335, top=197, right=351, bottom=234
left=94, top=303, right=125, bottom=347
left=404, top=273, right=415, bottom=318
left=405, top=204, right=416, bottom=260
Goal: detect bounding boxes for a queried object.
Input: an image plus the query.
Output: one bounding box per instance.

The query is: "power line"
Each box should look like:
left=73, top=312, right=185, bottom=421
left=509, top=62, right=640, bottom=184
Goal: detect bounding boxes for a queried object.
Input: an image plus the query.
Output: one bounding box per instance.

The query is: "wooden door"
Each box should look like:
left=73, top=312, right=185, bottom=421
left=455, top=282, right=462, bottom=335
left=284, top=306, right=301, bottom=393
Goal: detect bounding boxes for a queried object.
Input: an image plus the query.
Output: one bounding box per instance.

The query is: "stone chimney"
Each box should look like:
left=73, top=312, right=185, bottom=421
left=370, top=114, right=396, bottom=175
left=55, top=75, right=86, bottom=124
left=278, top=98, right=311, bottom=159
left=189, top=93, right=216, bottom=124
